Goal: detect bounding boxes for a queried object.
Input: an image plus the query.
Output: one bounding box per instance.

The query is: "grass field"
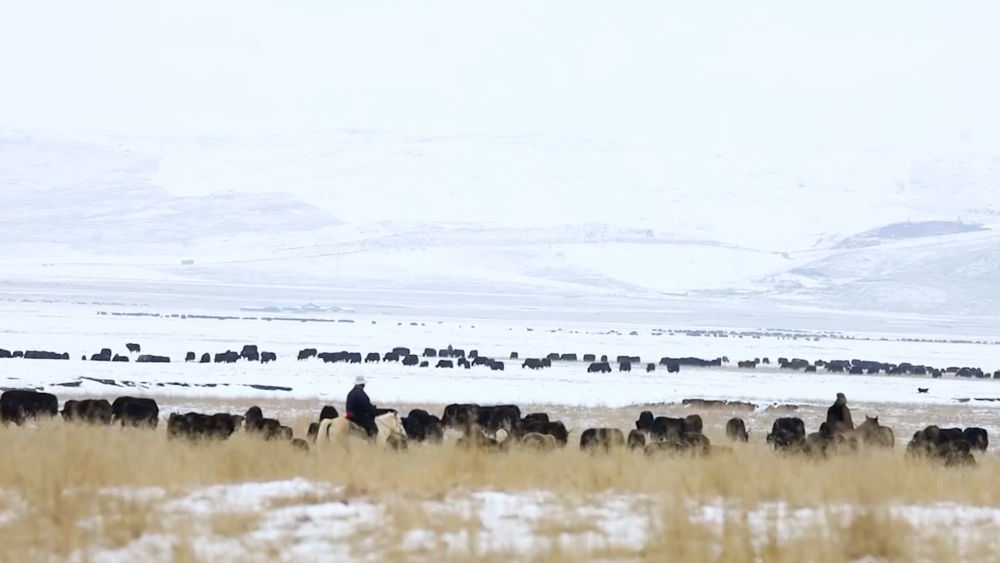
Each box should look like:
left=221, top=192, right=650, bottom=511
left=1, top=400, right=998, bottom=562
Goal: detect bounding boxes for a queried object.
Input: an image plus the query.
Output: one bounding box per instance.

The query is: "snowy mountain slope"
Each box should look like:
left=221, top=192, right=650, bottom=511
left=757, top=227, right=1000, bottom=317
left=3, top=130, right=1000, bottom=328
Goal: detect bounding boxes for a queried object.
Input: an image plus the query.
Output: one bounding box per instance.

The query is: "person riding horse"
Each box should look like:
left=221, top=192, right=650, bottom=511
left=346, top=375, right=378, bottom=438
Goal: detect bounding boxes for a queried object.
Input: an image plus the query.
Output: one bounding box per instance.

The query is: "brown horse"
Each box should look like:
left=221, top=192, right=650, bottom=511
left=852, top=415, right=895, bottom=448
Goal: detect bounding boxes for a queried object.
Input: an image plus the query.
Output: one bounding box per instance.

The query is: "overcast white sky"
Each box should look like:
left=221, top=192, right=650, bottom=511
left=2, top=1, right=998, bottom=151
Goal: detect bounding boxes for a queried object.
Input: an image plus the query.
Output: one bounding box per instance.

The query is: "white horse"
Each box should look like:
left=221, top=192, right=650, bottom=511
left=315, top=411, right=407, bottom=450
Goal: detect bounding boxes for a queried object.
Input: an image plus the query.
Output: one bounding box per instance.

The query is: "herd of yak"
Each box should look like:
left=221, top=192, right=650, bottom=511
left=2, top=342, right=998, bottom=382
left=0, top=387, right=988, bottom=466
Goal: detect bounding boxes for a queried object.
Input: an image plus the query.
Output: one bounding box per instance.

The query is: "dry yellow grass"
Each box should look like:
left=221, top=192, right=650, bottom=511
left=0, top=409, right=997, bottom=561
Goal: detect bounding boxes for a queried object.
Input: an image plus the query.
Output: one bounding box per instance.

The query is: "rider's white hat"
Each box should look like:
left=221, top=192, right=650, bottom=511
left=355, top=375, right=366, bottom=385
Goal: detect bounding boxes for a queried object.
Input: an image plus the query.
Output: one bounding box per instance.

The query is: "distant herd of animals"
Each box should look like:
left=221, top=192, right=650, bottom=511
left=1, top=342, right=998, bottom=381
left=0, top=388, right=988, bottom=467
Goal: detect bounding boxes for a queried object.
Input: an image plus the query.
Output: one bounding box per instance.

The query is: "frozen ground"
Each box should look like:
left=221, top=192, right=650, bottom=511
left=41, top=480, right=1000, bottom=562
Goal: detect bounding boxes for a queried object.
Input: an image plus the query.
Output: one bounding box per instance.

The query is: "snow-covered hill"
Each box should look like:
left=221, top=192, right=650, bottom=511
left=2, top=129, right=999, bottom=332
left=2, top=2, right=999, bottom=333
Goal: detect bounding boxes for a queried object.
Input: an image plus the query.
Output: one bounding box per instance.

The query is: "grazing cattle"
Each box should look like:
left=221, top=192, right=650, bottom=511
left=392, top=347, right=411, bottom=357
left=917, top=387, right=929, bottom=394
left=402, top=354, right=419, bottom=366
left=0, top=349, right=11, bottom=359
left=365, top=352, right=380, bottom=363
left=509, top=352, right=519, bottom=359
left=469, top=350, right=479, bottom=359
left=522, top=358, right=545, bottom=370
left=627, top=429, right=646, bottom=450
left=635, top=411, right=654, bottom=431
left=441, top=404, right=480, bottom=431
left=298, top=348, right=317, bottom=361
left=456, top=432, right=508, bottom=452
left=215, top=351, right=239, bottom=363
left=659, top=356, right=722, bottom=368
left=458, top=358, right=471, bottom=369
left=382, top=352, right=400, bottom=362
left=167, top=412, right=239, bottom=441
left=560, top=353, right=578, bottom=362
left=240, top=345, right=260, bottom=362
left=725, top=417, right=749, bottom=442
left=137, top=355, right=170, bottom=363
left=520, top=432, right=558, bottom=451
left=826, top=393, right=854, bottom=435
left=766, top=417, right=806, bottom=452
left=546, top=353, right=560, bottom=361
left=24, top=350, right=69, bottom=360
left=126, top=343, right=141, bottom=353
left=643, top=437, right=711, bottom=456
left=646, top=363, right=655, bottom=373
left=583, top=354, right=596, bottom=362
left=61, top=399, right=112, bottom=425
left=260, top=351, right=277, bottom=363
left=112, top=354, right=129, bottom=362
left=185, top=352, right=196, bottom=362
left=619, top=361, right=631, bottom=372
left=515, top=418, right=569, bottom=446
left=587, top=362, right=611, bottom=373
left=199, top=353, right=210, bottom=363
left=580, top=428, right=626, bottom=452
left=111, top=396, right=159, bottom=428
left=423, top=348, right=437, bottom=357
left=0, top=390, right=59, bottom=425
left=489, top=360, right=505, bottom=371
left=478, top=406, right=522, bottom=435
left=90, top=348, right=112, bottom=361
left=522, top=413, right=549, bottom=425
left=12, top=351, right=23, bottom=358
left=436, top=359, right=454, bottom=369
left=471, top=356, right=491, bottom=367
left=401, top=409, right=443, bottom=443
left=805, top=422, right=838, bottom=457
left=650, top=416, right=698, bottom=441
left=449, top=348, right=465, bottom=358
left=963, top=427, right=988, bottom=451
left=243, top=406, right=286, bottom=440
left=907, top=425, right=976, bottom=466
left=419, top=361, right=429, bottom=368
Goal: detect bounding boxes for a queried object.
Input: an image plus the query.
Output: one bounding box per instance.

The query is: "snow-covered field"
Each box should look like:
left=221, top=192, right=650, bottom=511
left=2, top=298, right=999, bottom=408
left=63, top=479, right=1000, bottom=562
